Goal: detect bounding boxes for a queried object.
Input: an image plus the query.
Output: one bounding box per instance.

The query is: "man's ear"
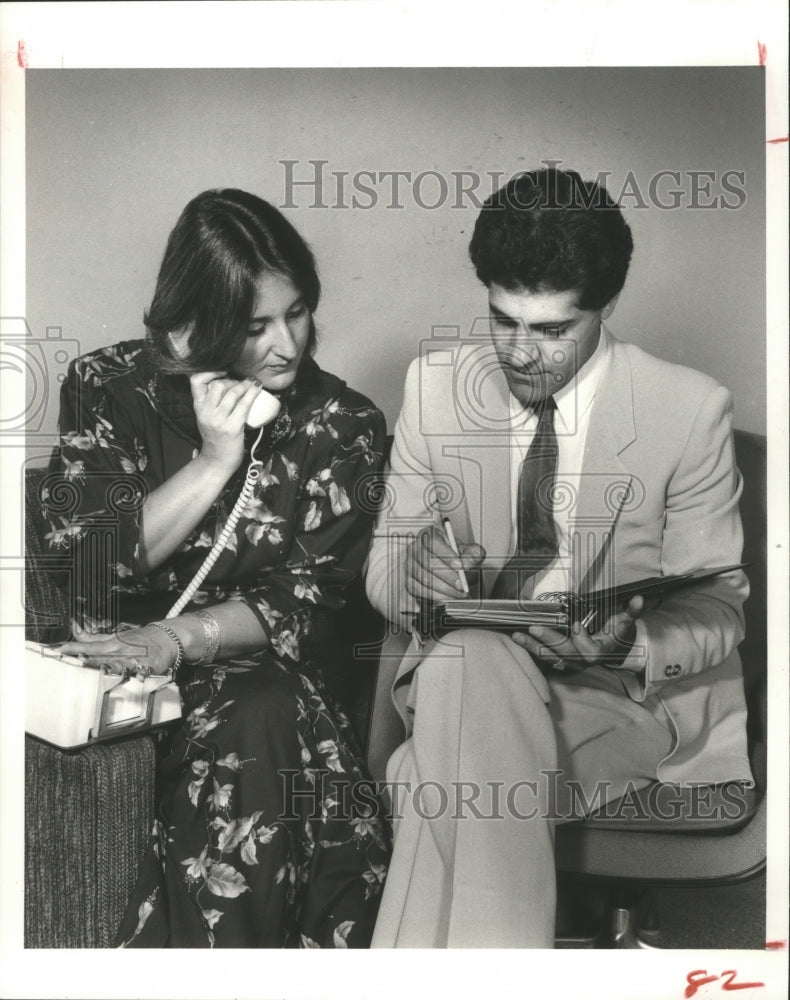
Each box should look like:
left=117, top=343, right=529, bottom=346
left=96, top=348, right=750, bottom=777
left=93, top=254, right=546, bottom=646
left=601, top=294, right=620, bottom=320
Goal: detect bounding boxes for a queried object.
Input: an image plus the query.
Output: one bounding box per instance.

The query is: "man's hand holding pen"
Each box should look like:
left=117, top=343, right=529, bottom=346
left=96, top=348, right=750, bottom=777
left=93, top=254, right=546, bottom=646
left=404, top=522, right=485, bottom=604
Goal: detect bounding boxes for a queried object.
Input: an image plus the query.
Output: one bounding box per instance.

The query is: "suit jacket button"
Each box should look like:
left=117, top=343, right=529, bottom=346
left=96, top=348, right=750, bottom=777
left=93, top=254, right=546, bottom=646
left=664, top=665, right=674, bottom=677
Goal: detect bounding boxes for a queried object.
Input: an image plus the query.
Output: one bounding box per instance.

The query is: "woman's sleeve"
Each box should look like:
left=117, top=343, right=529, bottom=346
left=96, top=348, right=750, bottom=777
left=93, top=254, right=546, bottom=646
left=40, top=356, right=149, bottom=624
left=236, top=404, right=386, bottom=664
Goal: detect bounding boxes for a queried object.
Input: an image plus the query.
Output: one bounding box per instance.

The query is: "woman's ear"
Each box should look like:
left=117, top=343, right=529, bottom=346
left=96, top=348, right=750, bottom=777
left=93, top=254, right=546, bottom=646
left=601, top=294, right=620, bottom=320
left=166, top=329, right=190, bottom=361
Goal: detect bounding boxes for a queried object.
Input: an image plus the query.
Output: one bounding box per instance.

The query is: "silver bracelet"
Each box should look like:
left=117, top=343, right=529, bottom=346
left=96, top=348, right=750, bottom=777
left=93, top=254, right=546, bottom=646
left=192, top=610, right=222, bottom=665
left=149, top=620, right=185, bottom=676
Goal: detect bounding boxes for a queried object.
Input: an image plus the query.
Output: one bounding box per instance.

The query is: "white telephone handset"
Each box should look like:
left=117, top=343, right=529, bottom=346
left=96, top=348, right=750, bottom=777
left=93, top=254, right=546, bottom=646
left=246, top=388, right=281, bottom=428
left=166, top=331, right=281, bottom=428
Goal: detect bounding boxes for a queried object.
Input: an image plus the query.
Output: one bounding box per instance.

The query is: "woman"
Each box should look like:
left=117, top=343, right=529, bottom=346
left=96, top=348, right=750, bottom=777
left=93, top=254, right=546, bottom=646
left=45, top=189, right=389, bottom=947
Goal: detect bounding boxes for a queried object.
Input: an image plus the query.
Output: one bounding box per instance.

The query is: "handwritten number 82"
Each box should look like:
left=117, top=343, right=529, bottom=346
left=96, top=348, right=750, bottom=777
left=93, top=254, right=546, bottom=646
left=685, top=970, right=765, bottom=997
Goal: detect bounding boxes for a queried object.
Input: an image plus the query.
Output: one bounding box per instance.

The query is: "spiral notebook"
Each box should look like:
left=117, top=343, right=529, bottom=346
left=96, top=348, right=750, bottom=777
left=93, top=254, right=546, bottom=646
left=415, top=563, right=748, bottom=640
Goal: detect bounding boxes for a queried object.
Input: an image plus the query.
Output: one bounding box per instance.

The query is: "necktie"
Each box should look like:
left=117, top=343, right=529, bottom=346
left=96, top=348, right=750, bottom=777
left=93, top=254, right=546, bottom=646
left=491, top=395, right=558, bottom=600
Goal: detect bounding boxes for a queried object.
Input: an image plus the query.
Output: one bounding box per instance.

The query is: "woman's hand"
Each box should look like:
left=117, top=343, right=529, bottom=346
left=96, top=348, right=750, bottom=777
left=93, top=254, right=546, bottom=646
left=57, top=621, right=179, bottom=677
left=511, top=595, right=649, bottom=673
left=137, top=374, right=262, bottom=572
left=404, top=526, right=485, bottom=604
left=190, top=371, right=265, bottom=473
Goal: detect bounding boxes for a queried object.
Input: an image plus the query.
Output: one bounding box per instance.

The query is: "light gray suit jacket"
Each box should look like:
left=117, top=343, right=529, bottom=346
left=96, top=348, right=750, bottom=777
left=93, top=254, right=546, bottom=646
left=365, top=328, right=753, bottom=787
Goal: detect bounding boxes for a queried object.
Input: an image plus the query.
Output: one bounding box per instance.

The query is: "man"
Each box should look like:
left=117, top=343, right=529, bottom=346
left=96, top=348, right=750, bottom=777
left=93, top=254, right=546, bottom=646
left=365, top=167, right=752, bottom=948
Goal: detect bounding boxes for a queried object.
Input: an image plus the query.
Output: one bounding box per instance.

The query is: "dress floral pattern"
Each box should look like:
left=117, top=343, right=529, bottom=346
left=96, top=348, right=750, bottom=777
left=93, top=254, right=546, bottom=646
left=43, top=340, right=390, bottom=947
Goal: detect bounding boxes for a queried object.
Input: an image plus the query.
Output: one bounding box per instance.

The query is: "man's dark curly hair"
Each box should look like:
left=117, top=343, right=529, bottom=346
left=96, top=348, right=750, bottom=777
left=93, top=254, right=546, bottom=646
left=468, top=167, right=633, bottom=311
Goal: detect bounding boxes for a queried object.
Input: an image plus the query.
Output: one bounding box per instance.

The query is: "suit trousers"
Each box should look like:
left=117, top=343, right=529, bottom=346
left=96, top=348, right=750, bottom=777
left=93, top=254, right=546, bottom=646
left=370, top=629, right=674, bottom=948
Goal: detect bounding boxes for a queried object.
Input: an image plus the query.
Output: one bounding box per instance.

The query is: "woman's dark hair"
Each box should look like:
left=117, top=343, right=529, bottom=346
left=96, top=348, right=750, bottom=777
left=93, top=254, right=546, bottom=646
left=145, top=189, right=321, bottom=373
left=468, top=168, right=633, bottom=311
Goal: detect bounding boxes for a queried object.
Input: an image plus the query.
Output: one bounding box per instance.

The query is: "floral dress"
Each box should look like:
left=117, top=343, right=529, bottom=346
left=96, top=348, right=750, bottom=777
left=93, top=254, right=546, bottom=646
left=41, top=340, right=390, bottom=947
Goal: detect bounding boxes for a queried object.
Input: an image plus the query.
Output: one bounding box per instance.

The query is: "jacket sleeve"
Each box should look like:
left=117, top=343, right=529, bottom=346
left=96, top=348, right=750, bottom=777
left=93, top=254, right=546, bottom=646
left=237, top=406, right=387, bottom=664
left=365, top=358, right=439, bottom=626
left=618, top=384, right=749, bottom=696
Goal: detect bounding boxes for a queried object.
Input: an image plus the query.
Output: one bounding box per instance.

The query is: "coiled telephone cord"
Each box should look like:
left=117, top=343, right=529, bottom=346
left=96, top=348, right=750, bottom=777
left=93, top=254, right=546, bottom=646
left=166, top=426, right=265, bottom=619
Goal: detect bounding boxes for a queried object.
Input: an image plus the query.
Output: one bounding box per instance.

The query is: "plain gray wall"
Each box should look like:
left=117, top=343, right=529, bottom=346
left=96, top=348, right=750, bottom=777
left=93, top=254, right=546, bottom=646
left=26, top=67, right=765, bottom=435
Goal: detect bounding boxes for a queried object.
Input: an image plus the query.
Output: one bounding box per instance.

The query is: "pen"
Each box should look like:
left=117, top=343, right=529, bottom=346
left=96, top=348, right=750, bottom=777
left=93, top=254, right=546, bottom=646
left=442, top=517, right=469, bottom=595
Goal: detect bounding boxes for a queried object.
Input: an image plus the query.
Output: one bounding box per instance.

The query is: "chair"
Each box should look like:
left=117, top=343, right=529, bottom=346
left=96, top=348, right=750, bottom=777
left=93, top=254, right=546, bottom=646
left=553, top=428, right=767, bottom=946
left=24, top=466, right=158, bottom=948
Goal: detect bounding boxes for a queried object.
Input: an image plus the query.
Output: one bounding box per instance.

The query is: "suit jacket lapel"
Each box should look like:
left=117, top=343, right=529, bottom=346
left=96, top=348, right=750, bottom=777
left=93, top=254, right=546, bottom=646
left=571, top=334, right=638, bottom=593
left=444, top=349, right=518, bottom=595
